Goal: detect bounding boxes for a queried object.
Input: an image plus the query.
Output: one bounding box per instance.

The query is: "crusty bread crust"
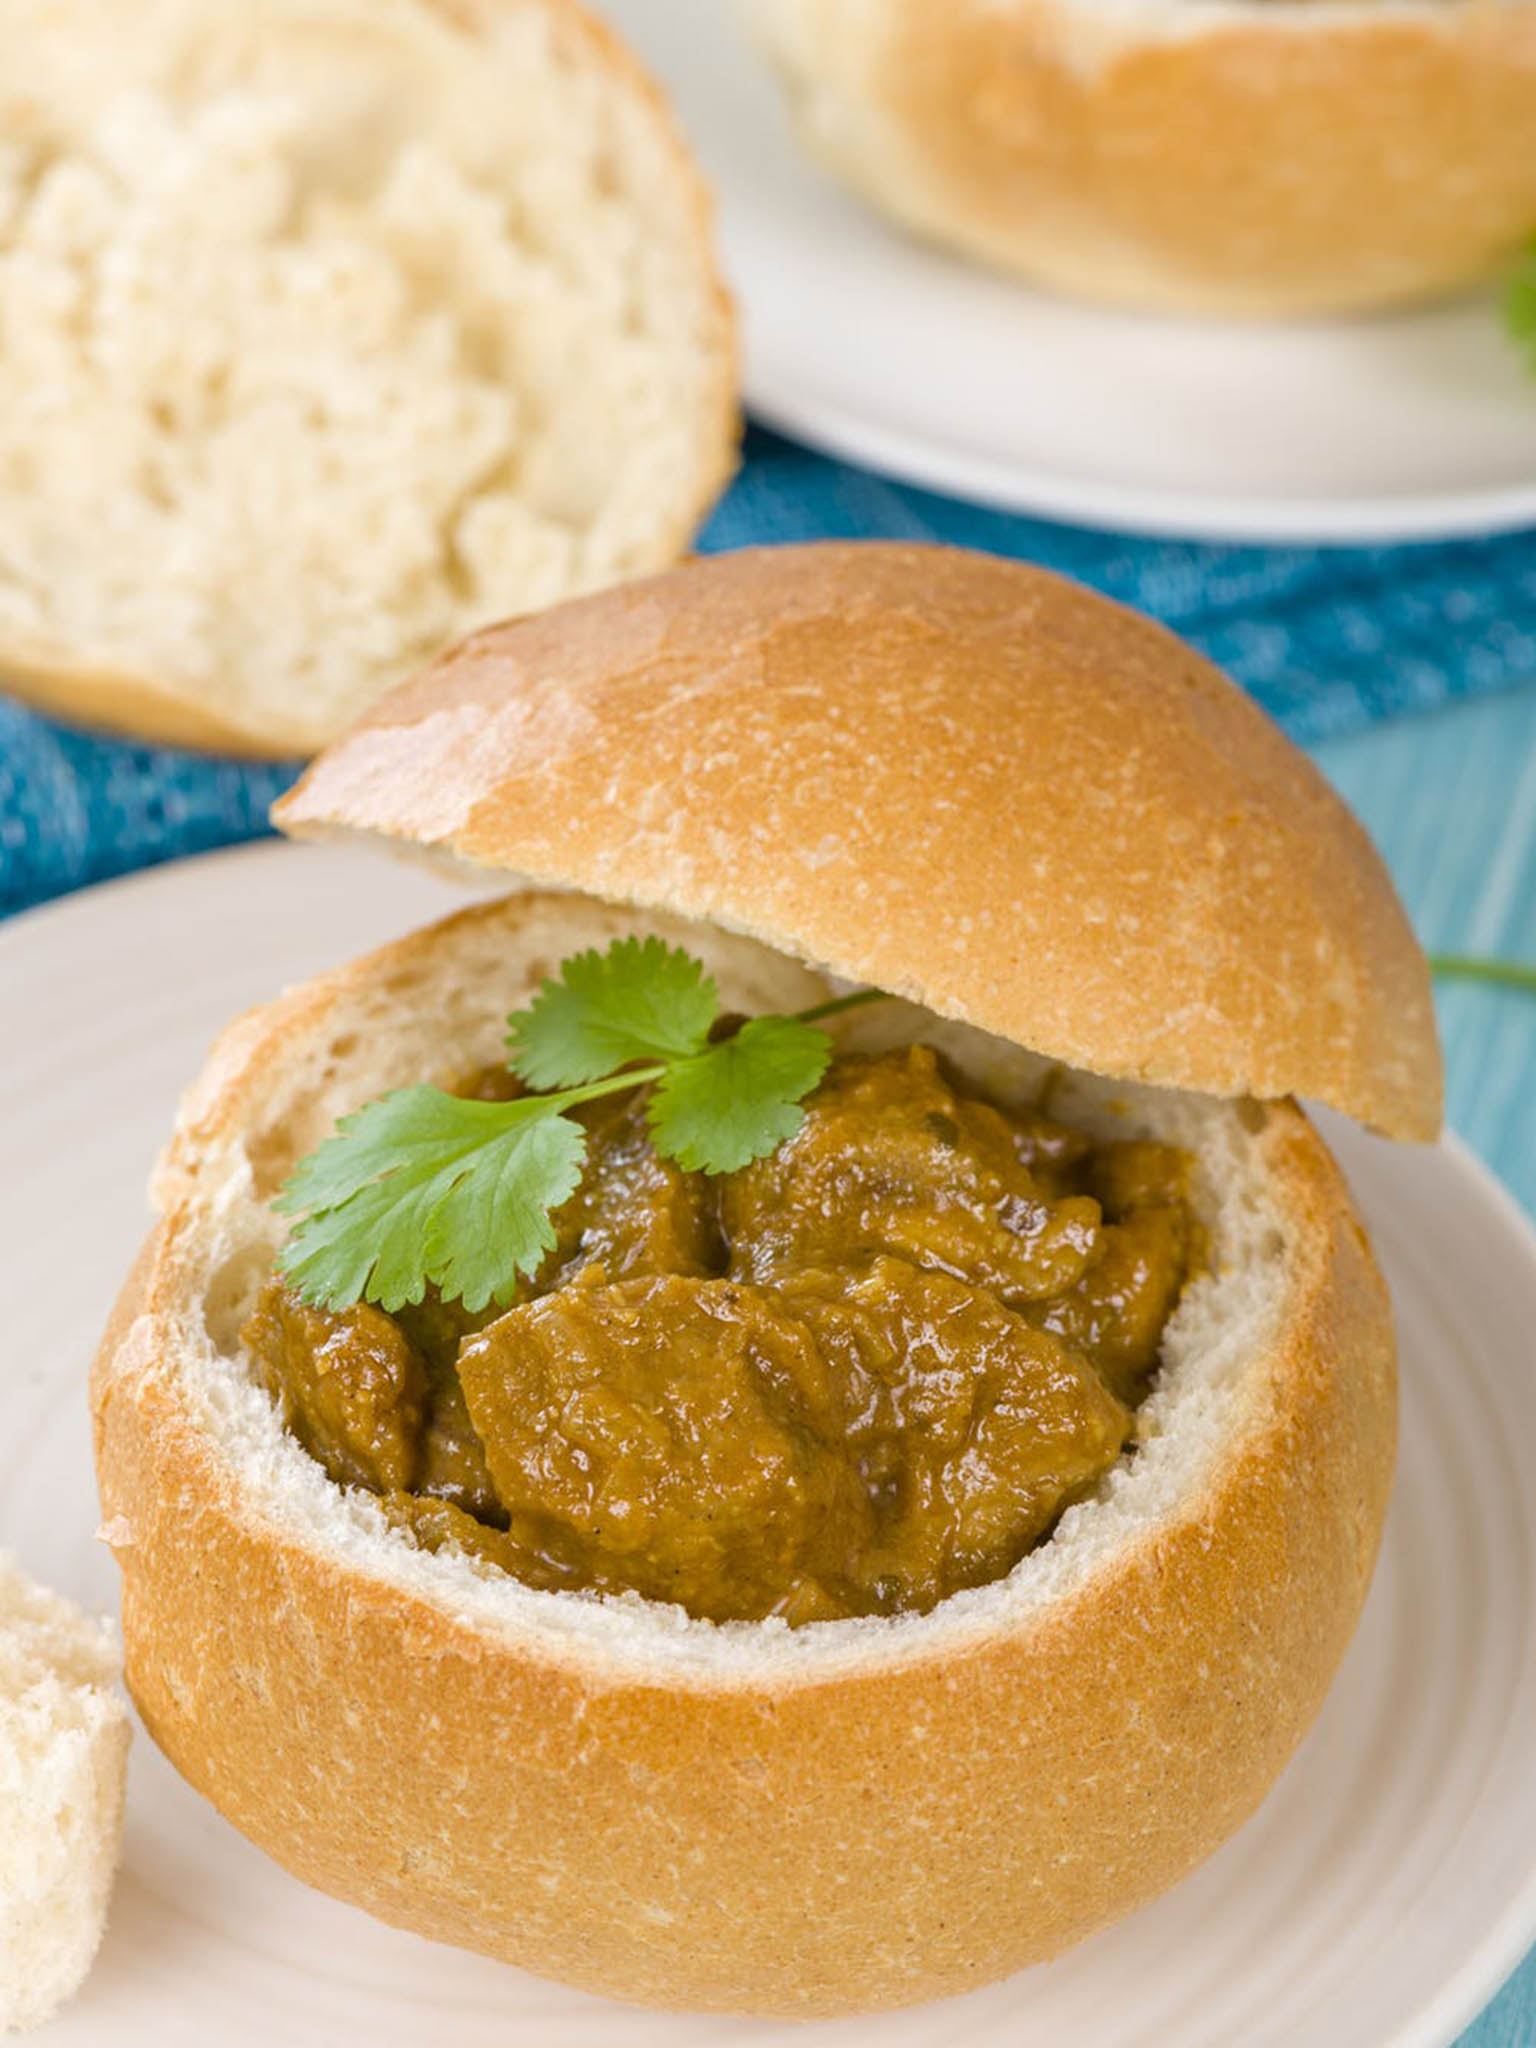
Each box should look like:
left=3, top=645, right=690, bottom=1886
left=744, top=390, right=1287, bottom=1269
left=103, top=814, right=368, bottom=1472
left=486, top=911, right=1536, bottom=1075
left=277, top=542, right=1442, bottom=1141
left=92, top=891, right=1397, bottom=2016
left=745, top=0, right=1536, bottom=313
left=0, top=637, right=293, bottom=760
left=0, top=0, right=737, bottom=759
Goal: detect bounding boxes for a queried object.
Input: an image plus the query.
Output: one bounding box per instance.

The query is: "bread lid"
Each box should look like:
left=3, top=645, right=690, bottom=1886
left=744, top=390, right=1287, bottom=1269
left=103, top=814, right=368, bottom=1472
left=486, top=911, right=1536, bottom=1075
left=274, top=541, right=1442, bottom=1141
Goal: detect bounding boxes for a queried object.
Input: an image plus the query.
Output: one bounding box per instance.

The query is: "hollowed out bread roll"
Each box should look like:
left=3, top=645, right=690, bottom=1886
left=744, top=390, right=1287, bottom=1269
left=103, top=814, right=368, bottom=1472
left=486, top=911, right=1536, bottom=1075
left=94, top=543, right=1440, bottom=2014
left=0, top=0, right=736, bottom=756
left=743, top=0, right=1536, bottom=314
left=95, top=890, right=1394, bottom=2016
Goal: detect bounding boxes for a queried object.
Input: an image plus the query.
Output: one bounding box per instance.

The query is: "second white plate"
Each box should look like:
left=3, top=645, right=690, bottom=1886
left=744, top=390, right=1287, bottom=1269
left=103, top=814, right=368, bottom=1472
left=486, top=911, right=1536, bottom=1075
left=596, top=0, right=1536, bottom=543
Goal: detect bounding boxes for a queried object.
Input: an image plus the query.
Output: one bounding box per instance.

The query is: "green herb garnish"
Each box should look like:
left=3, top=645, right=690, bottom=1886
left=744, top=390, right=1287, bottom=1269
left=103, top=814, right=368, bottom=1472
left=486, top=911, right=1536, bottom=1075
left=274, top=940, right=883, bottom=1314
left=1507, top=241, right=1536, bottom=372
left=1429, top=953, right=1536, bottom=994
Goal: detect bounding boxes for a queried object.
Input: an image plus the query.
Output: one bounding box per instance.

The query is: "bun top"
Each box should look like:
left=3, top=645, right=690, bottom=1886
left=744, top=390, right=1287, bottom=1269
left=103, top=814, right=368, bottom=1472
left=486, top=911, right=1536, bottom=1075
left=275, top=542, right=1441, bottom=1140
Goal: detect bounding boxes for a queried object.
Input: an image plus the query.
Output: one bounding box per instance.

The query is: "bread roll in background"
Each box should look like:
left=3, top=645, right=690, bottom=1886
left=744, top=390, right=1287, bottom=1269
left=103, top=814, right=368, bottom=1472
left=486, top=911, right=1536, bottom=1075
left=743, top=0, right=1536, bottom=314
left=93, top=543, right=1442, bottom=2015
left=0, top=0, right=736, bottom=757
left=0, top=1553, right=130, bottom=2034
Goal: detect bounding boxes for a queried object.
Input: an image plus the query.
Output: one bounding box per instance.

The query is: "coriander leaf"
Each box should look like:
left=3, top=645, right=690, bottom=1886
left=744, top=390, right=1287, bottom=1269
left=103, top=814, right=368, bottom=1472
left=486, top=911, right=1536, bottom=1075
left=270, top=1175, right=405, bottom=1313
left=647, top=1016, right=833, bottom=1175
left=506, top=936, right=719, bottom=1089
left=274, top=1086, right=586, bottom=1312
left=1507, top=240, right=1536, bottom=371
left=425, top=1111, right=586, bottom=1312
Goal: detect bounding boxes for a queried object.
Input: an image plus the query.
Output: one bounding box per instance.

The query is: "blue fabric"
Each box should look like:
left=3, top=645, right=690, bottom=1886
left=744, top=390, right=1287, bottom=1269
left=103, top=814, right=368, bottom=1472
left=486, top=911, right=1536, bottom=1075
left=0, top=713, right=296, bottom=918
left=4, top=422, right=1535, bottom=919
left=700, top=431, right=1536, bottom=739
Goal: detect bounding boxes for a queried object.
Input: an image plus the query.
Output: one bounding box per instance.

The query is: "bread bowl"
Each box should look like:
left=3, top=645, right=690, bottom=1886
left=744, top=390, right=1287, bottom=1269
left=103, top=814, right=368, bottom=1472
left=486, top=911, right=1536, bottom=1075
left=0, top=0, right=736, bottom=757
left=743, top=0, right=1536, bottom=314
left=92, top=541, right=1441, bottom=2015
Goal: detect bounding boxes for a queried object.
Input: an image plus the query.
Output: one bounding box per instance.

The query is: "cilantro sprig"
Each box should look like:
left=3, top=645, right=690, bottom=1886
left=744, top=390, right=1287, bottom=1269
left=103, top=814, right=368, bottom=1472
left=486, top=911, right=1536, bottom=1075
left=505, top=935, right=718, bottom=1086
left=274, top=940, right=882, bottom=1314
left=1507, top=240, right=1536, bottom=373
left=1429, top=953, right=1536, bottom=994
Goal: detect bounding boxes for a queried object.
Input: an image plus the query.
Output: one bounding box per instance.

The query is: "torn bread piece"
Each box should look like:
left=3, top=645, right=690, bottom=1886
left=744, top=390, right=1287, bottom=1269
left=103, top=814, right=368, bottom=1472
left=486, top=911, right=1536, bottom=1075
left=0, top=1553, right=130, bottom=2035
left=0, top=0, right=737, bottom=756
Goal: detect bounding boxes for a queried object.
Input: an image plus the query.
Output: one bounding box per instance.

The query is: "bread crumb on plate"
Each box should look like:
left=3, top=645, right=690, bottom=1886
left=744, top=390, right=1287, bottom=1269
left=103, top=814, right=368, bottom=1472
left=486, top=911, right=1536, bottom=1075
left=0, top=1551, right=130, bottom=2035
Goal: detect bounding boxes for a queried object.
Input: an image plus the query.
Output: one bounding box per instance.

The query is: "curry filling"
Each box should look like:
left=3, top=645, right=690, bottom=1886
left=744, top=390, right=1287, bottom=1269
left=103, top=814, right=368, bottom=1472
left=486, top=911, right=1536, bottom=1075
left=244, top=1046, right=1198, bottom=1624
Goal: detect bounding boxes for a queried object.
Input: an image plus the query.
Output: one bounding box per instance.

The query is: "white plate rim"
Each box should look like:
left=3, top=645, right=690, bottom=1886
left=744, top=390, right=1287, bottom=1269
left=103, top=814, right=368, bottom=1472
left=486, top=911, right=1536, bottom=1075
left=743, top=382, right=1536, bottom=547
left=1382, top=1124, right=1536, bottom=2048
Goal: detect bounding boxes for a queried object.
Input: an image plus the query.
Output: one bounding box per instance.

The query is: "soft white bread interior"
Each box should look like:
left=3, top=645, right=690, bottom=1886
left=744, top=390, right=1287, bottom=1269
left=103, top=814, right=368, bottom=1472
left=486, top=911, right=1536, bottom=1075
left=0, top=0, right=736, bottom=757
left=94, top=889, right=1395, bottom=2015
left=0, top=1554, right=130, bottom=2035
left=743, top=0, right=1536, bottom=314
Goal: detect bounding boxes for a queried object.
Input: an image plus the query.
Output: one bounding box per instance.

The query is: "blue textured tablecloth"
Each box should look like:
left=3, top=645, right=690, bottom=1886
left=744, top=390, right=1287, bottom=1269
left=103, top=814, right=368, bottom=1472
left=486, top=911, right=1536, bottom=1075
left=3, top=423, right=1535, bottom=919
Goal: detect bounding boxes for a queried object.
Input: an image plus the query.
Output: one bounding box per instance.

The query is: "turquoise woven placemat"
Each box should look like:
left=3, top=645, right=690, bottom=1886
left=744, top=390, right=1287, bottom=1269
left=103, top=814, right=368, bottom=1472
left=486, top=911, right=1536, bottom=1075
left=4, top=424, right=1534, bottom=918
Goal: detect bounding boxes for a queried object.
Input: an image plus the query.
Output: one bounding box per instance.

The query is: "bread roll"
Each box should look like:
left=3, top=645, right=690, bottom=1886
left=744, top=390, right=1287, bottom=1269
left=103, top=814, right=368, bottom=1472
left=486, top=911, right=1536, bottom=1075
left=96, top=892, right=1394, bottom=2016
left=0, top=0, right=736, bottom=756
left=278, top=542, right=1441, bottom=1141
left=743, top=0, right=1536, bottom=314
left=93, top=542, right=1439, bottom=2013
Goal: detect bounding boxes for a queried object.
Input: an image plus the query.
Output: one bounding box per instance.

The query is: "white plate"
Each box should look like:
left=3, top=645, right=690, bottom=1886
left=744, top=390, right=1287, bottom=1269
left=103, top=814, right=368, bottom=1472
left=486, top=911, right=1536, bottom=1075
left=594, top=0, right=1536, bottom=544
left=2, top=841, right=1534, bottom=2047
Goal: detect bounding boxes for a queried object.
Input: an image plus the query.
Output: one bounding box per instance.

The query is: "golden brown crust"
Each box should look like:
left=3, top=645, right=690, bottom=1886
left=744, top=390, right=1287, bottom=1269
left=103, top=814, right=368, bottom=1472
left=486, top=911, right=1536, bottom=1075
left=0, top=638, right=307, bottom=758
left=94, top=1092, right=1394, bottom=2015
left=0, top=0, right=738, bottom=760
left=277, top=542, right=1442, bottom=1140
left=748, top=0, right=1536, bottom=313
